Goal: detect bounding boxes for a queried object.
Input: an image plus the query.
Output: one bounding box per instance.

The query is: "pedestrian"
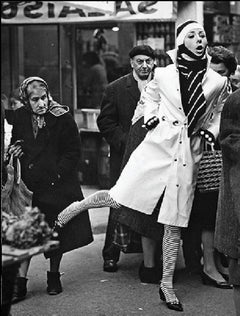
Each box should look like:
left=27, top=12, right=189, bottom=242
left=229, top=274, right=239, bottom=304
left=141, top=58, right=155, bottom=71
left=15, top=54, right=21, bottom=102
left=182, top=45, right=238, bottom=285
left=81, top=51, right=108, bottom=109
left=215, top=88, right=240, bottom=316
left=54, top=20, right=230, bottom=312
left=8, top=77, right=93, bottom=302
left=208, top=45, right=238, bottom=91
left=97, top=45, right=156, bottom=273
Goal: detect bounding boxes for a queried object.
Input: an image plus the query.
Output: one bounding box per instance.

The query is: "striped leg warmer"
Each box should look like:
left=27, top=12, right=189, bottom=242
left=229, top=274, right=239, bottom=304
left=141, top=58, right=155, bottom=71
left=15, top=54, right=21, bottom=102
left=57, top=190, right=120, bottom=226
left=160, top=224, right=181, bottom=303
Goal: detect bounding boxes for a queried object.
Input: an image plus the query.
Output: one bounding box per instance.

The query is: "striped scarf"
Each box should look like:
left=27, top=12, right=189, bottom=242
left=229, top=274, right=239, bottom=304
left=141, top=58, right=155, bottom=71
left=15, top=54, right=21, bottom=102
left=177, top=56, right=208, bottom=136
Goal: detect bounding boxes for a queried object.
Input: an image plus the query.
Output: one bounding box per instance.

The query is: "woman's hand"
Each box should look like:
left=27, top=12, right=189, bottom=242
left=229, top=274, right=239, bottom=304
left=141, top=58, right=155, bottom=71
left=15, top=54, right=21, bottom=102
left=8, top=140, right=24, bottom=158
left=143, top=116, right=160, bottom=131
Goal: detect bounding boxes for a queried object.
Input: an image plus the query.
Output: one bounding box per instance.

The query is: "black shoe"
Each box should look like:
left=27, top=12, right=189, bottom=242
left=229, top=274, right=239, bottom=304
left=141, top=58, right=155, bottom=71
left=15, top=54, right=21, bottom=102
left=47, top=271, right=63, bottom=295
left=103, top=260, right=118, bottom=272
left=11, top=277, right=28, bottom=304
left=201, top=271, right=232, bottom=289
left=159, top=286, right=183, bottom=312
left=138, top=261, right=161, bottom=284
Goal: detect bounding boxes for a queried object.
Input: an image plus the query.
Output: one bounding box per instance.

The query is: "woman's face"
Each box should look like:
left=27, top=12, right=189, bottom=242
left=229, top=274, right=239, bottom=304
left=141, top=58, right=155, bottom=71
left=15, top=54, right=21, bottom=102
left=184, top=28, right=208, bottom=58
left=28, top=89, right=48, bottom=115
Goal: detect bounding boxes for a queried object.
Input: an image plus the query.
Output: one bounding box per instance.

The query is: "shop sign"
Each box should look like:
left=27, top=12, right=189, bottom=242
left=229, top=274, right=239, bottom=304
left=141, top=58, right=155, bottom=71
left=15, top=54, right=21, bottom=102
left=115, top=1, right=177, bottom=21
left=1, top=1, right=114, bottom=24
left=1, top=1, right=177, bottom=24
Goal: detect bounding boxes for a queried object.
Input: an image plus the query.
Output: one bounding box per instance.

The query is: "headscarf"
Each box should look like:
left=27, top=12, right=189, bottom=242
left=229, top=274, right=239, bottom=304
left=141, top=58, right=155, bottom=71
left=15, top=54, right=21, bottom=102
left=19, top=77, right=69, bottom=135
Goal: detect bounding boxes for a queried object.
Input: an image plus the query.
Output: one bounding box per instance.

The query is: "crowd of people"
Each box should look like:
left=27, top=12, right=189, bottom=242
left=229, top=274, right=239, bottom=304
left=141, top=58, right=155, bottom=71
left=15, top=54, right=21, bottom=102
left=2, top=19, right=240, bottom=315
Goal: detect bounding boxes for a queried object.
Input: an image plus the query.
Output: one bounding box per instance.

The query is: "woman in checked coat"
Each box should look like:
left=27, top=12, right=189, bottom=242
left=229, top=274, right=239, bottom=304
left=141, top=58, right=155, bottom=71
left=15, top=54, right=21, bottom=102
left=54, top=20, right=229, bottom=312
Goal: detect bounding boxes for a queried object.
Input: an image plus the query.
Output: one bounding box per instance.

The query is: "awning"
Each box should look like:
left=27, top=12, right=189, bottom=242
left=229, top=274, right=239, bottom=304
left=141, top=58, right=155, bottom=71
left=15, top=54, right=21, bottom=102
left=1, top=1, right=177, bottom=24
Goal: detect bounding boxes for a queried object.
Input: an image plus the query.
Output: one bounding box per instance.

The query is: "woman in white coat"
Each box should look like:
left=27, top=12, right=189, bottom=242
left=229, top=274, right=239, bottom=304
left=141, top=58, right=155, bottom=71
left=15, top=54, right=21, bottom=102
left=54, top=20, right=229, bottom=312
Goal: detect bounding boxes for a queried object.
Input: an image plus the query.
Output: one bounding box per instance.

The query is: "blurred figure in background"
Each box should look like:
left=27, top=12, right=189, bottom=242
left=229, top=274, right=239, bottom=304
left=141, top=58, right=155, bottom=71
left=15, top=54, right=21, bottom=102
left=82, top=51, right=108, bottom=109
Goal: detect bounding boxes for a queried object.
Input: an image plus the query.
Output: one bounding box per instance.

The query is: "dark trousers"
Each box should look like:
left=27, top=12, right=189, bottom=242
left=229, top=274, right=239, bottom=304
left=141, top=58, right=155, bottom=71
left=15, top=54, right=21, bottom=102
left=102, top=208, right=121, bottom=262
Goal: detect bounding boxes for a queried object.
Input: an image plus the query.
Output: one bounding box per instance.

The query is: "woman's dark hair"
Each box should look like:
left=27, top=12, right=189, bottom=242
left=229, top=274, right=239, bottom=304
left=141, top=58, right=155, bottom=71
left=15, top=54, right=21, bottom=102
left=208, top=45, right=237, bottom=76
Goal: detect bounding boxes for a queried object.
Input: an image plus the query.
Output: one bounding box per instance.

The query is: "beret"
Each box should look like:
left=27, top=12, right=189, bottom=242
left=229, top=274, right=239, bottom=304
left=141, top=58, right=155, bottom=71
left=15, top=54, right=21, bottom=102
left=129, top=45, right=155, bottom=59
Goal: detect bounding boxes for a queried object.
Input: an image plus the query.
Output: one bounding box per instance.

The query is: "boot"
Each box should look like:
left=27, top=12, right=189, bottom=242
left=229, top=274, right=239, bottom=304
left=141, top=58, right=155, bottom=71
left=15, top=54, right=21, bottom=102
left=11, top=277, right=28, bottom=304
left=47, top=271, right=62, bottom=295
left=138, top=261, right=161, bottom=284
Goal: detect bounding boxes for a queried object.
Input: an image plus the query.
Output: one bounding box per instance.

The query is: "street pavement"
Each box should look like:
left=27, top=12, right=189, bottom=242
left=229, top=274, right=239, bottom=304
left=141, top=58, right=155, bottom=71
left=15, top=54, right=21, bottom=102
left=11, top=185, right=235, bottom=316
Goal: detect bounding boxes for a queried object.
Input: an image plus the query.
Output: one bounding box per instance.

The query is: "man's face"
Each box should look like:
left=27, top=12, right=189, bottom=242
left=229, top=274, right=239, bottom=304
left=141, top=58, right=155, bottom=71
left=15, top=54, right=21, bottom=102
left=210, top=62, right=230, bottom=77
left=130, top=54, right=155, bottom=80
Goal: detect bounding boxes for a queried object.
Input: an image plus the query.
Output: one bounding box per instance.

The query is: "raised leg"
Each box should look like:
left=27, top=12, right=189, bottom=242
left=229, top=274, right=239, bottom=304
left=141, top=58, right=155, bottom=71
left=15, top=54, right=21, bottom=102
left=57, top=190, right=120, bottom=227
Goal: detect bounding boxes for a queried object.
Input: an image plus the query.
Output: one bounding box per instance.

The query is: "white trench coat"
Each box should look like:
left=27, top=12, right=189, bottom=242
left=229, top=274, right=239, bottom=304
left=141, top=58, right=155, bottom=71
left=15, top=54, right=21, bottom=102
left=109, top=49, right=230, bottom=227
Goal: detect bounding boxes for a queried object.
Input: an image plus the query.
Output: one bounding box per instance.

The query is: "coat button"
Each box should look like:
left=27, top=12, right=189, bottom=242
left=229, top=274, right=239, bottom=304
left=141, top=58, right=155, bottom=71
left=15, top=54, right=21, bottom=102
left=28, top=163, right=34, bottom=169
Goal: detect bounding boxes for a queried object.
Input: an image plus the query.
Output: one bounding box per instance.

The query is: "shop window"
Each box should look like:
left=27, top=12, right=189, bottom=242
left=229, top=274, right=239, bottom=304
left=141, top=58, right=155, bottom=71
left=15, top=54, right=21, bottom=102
left=23, top=25, right=59, bottom=101
left=75, top=25, right=123, bottom=109
left=1, top=26, right=11, bottom=103
left=136, top=22, right=175, bottom=67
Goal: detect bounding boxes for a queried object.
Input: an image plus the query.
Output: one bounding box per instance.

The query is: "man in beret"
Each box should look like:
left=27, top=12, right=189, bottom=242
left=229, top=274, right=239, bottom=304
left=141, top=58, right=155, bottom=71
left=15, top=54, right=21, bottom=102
left=97, top=45, right=155, bottom=272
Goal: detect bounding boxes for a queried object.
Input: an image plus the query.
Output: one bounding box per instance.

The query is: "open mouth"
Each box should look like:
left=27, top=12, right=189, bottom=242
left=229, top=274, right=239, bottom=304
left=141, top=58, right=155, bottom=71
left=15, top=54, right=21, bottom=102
left=196, top=46, right=203, bottom=53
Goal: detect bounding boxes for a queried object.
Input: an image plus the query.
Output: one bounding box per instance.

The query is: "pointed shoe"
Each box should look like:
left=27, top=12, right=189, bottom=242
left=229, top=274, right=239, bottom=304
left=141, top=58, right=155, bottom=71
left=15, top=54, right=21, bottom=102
left=159, top=287, right=183, bottom=312
left=201, top=271, right=232, bottom=289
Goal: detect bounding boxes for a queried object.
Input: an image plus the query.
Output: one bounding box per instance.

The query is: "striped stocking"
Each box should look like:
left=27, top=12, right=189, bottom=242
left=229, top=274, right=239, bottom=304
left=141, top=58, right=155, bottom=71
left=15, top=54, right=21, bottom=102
left=57, top=190, right=121, bottom=226
left=160, top=224, right=181, bottom=303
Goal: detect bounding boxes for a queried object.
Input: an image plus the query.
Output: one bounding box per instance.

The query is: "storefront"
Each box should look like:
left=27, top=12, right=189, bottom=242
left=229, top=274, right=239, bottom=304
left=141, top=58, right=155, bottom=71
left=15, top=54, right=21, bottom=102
left=1, top=1, right=178, bottom=186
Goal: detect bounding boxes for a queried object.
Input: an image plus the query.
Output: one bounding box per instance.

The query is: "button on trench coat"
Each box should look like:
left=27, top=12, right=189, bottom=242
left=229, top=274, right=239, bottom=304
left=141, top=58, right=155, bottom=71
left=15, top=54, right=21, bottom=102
left=110, top=49, right=230, bottom=227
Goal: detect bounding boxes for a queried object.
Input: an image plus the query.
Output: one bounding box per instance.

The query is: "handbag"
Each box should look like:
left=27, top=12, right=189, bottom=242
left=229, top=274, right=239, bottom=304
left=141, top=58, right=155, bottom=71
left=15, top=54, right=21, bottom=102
left=1, top=155, right=33, bottom=217
left=197, top=145, right=222, bottom=193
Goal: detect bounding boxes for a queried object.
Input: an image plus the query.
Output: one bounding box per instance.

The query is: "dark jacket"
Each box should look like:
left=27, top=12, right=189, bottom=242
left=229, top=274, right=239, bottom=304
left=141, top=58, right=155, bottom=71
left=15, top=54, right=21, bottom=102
left=97, top=72, right=140, bottom=185
left=11, top=106, right=93, bottom=255
left=215, top=89, right=240, bottom=259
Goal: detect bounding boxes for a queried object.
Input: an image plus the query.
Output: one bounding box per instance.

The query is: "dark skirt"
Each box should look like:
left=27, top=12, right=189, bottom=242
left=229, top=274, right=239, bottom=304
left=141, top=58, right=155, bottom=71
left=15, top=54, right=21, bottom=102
left=112, top=117, right=164, bottom=250
left=33, top=197, right=93, bottom=258
left=190, top=188, right=219, bottom=231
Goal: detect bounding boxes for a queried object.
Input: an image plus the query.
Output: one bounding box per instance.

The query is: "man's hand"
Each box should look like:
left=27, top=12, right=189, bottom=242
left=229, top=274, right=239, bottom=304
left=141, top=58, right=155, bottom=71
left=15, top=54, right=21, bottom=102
left=143, top=116, right=160, bottom=131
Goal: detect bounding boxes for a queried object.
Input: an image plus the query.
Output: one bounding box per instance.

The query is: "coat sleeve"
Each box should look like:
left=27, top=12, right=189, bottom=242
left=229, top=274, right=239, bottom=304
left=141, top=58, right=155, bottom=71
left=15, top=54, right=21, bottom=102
left=206, top=78, right=230, bottom=139
left=220, top=91, right=240, bottom=163
left=219, top=90, right=240, bottom=224
left=141, top=69, right=161, bottom=124
left=56, top=113, right=81, bottom=179
left=97, top=84, right=127, bottom=152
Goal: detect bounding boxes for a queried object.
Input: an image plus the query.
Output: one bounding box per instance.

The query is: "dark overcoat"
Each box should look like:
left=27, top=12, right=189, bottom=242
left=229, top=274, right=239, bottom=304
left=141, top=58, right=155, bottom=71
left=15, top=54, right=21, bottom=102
left=97, top=72, right=140, bottom=185
left=215, top=89, right=240, bottom=260
left=11, top=106, right=93, bottom=256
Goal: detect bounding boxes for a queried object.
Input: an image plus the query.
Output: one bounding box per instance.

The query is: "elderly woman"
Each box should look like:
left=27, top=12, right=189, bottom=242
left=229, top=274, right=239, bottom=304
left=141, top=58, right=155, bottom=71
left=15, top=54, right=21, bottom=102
left=54, top=21, right=229, bottom=312
left=8, top=77, right=93, bottom=302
